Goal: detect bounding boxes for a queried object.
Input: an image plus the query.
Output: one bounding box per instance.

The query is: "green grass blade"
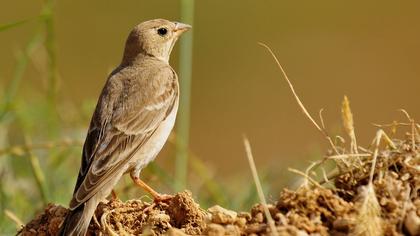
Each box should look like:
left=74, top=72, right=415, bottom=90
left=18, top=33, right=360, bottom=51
left=41, top=0, right=58, bottom=107
left=174, top=0, right=195, bottom=192
left=0, top=33, right=43, bottom=122
left=25, top=136, right=49, bottom=205
left=0, top=19, right=29, bottom=32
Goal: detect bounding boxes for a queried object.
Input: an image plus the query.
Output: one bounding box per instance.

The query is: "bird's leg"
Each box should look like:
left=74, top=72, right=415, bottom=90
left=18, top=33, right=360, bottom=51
left=130, top=171, right=172, bottom=202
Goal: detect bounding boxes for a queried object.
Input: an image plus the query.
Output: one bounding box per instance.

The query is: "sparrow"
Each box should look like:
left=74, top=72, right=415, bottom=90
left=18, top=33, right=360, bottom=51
left=58, top=19, right=191, bottom=236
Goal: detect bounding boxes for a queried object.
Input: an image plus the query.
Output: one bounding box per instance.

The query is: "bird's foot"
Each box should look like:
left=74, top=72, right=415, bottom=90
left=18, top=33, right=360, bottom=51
left=130, top=173, right=173, bottom=203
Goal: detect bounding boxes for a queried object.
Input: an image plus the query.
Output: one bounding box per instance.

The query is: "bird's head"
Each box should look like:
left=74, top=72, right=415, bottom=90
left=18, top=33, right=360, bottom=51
left=122, top=19, right=191, bottom=64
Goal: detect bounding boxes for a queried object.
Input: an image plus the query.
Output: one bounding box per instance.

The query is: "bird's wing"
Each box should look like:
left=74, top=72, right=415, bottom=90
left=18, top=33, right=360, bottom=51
left=69, top=65, right=178, bottom=209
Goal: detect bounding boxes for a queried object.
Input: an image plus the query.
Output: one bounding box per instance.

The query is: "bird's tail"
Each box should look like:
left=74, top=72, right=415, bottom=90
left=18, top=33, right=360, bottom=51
left=58, top=198, right=99, bottom=236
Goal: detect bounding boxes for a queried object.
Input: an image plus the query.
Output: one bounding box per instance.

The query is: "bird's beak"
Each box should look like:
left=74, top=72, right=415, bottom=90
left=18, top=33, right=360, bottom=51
left=173, top=22, right=192, bottom=34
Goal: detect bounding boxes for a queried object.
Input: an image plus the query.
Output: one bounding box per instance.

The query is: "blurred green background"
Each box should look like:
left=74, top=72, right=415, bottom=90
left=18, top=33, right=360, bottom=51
left=1, top=0, right=420, bottom=234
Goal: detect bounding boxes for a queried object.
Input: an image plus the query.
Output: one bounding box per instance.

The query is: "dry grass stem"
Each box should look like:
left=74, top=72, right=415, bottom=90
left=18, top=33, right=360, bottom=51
left=369, top=130, right=383, bottom=183
left=372, top=122, right=411, bottom=127
left=369, top=130, right=396, bottom=151
left=319, top=108, right=326, bottom=129
left=243, top=137, right=278, bottom=236
left=304, top=162, right=319, bottom=186
left=399, top=109, right=417, bottom=151
left=288, top=167, right=323, bottom=189
left=4, top=209, right=24, bottom=229
left=258, top=42, right=339, bottom=155
left=327, top=153, right=371, bottom=160
left=320, top=167, right=334, bottom=188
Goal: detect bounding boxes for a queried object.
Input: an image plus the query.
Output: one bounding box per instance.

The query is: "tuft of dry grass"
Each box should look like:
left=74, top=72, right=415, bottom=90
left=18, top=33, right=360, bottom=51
left=352, top=184, right=383, bottom=236
left=352, top=129, right=384, bottom=236
left=258, top=43, right=419, bottom=236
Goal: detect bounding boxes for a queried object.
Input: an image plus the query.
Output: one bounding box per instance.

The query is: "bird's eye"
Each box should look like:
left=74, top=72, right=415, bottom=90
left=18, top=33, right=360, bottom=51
left=157, top=28, right=168, bottom=36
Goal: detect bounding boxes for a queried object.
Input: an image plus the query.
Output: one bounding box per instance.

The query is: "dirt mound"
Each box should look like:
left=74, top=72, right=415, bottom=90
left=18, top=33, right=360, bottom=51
left=19, top=123, right=419, bottom=235
left=19, top=191, right=206, bottom=236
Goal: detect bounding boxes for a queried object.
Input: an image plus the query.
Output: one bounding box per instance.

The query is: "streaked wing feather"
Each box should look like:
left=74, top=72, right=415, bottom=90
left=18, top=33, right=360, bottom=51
left=70, top=65, right=177, bottom=209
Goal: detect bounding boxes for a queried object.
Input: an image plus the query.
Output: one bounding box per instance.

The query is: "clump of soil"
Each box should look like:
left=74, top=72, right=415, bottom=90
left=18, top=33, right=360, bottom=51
left=19, top=122, right=419, bottom=235
left=19, top=191, right=206, bottom=236
left=19, top=203, right=67, bottom=235
left=92, top=190, right=206, bottom=235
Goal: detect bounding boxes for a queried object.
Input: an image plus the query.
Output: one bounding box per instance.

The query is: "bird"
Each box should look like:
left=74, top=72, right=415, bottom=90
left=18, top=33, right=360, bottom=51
left=58, top=19, right=191, bottom=236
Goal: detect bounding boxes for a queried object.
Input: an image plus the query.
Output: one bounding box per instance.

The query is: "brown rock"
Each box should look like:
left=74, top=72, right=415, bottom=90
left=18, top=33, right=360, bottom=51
left=208, top=205, right=237, bottom=225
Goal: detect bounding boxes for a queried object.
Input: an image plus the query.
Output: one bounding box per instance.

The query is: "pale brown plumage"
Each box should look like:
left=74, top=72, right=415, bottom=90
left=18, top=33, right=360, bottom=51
left=59, top=19, right=191, bottom=236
